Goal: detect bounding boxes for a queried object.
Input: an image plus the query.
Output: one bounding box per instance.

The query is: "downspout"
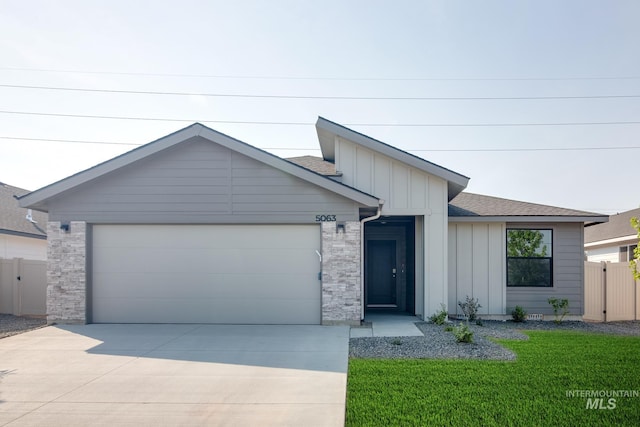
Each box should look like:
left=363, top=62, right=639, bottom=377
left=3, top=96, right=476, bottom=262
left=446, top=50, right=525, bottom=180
left=360, top=200, right=384, bottom=320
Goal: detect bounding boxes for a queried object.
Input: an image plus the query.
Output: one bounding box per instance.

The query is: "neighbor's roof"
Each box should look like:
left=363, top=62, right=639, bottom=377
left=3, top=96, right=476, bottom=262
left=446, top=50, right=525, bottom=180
left=584, top=207, right=640, bottom=244
left=449, top=192, right=608, bottom=223
left=315, top=117, right=469, bottom=201
left=286, top=156, right=339, bottom=176
left=0, top=182, right=47, bottom=238
left=19, top=123, right=381, bottom=212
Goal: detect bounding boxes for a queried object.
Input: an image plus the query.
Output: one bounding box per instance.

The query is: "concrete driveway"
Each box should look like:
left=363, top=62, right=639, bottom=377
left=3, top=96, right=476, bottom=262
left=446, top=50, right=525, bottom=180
left=0, top=324, right=350, bottom=426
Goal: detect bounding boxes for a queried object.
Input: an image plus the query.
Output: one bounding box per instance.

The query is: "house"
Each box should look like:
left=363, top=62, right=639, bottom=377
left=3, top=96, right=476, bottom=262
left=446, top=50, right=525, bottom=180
left=0, top=182, right=47, bottom=260
left=584, top=207, right=639, bottom=263
left=19, top=119, right=607, bottom=325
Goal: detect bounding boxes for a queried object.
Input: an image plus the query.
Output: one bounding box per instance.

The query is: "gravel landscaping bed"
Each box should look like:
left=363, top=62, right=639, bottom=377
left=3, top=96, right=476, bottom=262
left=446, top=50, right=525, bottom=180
left=0, top=314, right=47, bottom=339
left=349, top=320, right=640, bottom=360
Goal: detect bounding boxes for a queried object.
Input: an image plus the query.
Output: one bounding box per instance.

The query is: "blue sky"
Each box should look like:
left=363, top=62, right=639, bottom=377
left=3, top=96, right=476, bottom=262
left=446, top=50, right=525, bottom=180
left=1, top=0, right=638, bottom=213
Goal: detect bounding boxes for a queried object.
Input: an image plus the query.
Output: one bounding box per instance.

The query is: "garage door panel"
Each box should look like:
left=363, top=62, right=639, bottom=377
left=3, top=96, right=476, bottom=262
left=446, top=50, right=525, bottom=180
left=92, top=225, right=321, bottom=324
left=93, top=272, right=320, bottom=299
left=95, top=226, right=317, bottom=250
left=94, top=297, right=320, bottom=324
left=94, top=247, right=319, bottom=273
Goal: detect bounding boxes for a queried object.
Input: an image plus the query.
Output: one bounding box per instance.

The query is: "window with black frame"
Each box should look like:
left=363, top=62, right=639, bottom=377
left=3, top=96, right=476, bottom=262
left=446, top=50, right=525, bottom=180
left=506, top=229, right=553, bottom=287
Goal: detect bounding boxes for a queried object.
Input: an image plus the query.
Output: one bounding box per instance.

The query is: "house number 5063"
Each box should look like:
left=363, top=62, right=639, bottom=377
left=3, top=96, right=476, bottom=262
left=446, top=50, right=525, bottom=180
left=315, top=214, right=337, bottom=222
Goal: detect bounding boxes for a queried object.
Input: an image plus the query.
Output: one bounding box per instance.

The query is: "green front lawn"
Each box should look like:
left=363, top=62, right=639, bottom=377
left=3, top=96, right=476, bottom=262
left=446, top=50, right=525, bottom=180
left=347, top=331, right=640, bottom=426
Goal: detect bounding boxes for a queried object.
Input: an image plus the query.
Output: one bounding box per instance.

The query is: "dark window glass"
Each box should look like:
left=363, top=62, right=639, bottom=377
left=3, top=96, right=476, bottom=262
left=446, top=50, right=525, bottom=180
left=507, top=229, right=553, bottom=287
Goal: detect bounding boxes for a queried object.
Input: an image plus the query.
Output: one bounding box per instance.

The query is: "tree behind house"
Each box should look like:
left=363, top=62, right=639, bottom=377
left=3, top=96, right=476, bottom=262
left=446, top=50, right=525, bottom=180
left=631, top=217, right=640, bottom=281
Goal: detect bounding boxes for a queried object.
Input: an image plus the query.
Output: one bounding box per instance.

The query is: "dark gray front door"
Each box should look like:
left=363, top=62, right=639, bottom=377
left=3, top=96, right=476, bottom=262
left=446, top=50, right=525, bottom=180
left=366, top=240, right=397, bottom=306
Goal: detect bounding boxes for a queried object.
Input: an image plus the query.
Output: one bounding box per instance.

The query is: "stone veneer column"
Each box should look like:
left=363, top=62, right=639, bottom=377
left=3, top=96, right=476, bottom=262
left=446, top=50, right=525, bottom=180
left=46, top=221, right=87, bottom=324
left=321, top=221, right=361, bottom=325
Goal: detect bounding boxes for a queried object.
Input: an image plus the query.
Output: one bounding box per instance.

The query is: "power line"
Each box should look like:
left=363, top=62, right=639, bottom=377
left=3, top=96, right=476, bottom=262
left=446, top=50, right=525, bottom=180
left=0, top=136, right=138, bottom=146
left=2, top=109, right=640, bottom=127
left=2, top=83, right=639, bottom=101
left=1, top=66, right=640, bottom=81
left=2, top=136, right=639, bottom=152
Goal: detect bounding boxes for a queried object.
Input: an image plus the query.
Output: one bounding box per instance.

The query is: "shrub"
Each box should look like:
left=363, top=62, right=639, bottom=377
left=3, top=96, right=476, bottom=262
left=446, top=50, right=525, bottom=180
left=475, top=318, right=484, bottom=327
left=458, top=296, right=482, bottom=321
left=548, top=298, right=569, bottom=324
left=429, top=303, right=448, bottom=325
left=452, top=322, right=473, bottom=343
left=511, top=306, right=527, bottom=323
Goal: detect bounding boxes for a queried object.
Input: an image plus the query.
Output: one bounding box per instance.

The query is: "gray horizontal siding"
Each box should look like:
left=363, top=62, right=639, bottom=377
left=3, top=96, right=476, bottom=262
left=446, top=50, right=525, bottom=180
left=506, top=222, right=585, bottom=315
left=47, top=137, right=360, bottom=224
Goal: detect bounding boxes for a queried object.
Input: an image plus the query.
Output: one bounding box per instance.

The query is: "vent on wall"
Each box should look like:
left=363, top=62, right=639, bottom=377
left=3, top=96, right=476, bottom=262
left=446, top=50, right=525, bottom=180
left=527, top=313, right=543, bottom=321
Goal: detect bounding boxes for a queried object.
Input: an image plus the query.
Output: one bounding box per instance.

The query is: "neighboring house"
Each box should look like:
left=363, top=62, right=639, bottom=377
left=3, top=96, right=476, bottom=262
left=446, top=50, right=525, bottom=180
left=19, top=119, right=607, bottom=325
left=584, top=207, right=640, bottom=263
left=0, top=182, right=47, bottom=260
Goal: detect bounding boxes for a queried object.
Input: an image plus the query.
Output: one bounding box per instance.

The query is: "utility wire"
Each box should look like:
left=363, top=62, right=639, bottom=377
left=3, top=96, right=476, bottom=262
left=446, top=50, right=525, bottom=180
left=2, top=136, right=639, bottom=152
left=1, top=66, right=640, bottom=81
left=0, top=136, right=139, bottom=146
left=2, top=109, right=640, bottom=127
left=1, top=83, right=639, bottom=100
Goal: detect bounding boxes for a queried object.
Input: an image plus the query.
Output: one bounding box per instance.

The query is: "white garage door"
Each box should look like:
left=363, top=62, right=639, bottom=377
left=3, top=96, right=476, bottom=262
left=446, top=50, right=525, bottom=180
left=92, top=225, right=321, bottom=324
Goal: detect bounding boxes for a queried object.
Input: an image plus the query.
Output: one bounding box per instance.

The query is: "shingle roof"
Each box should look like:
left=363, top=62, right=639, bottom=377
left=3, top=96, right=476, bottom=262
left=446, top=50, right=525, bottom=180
left=584, top=207, right=640, bottom=243
left=449, top=192, right=607, bottom=221
left=0, top=182, right=47, bottom=238
left=286, top=156, right=338, bottom=176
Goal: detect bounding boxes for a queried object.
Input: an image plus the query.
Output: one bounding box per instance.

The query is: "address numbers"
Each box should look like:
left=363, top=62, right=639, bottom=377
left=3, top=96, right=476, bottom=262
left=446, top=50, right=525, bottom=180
left=315, top=214, right=337, bottom=222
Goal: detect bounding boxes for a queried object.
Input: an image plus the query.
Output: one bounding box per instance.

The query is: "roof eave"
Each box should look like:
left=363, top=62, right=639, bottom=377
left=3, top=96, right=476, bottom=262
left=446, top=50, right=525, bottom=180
left=204, top=127, right=382, bottom=207
left=448, top=215, right=610, bottom=223
left=584, top=234, right=637, bottom=248
left=0, top=229, right=47, bottom=239
left=19, top=124, right=203, bottom=210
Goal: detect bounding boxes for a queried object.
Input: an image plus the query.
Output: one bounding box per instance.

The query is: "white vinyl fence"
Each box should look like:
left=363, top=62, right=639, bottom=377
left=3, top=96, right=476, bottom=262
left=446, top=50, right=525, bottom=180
left=0, top=257, right=47, bottom=316
left=584, top=261, right=640, bottom=322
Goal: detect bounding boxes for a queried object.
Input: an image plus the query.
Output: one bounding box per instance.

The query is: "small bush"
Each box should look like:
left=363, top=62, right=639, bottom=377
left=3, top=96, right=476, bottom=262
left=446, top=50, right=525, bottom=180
left=452, top=322, right=474, bottom=343
left=444, top=325, right=454, bottom=332
left=475, top=318, right=484, bottom=327
left=429, top=303, right=448, bottom=325
left=458, top=296, right=482, bottom=321
left=548, top=298, right=569, bottom=324
left=511, top=306, right=527, bottom=323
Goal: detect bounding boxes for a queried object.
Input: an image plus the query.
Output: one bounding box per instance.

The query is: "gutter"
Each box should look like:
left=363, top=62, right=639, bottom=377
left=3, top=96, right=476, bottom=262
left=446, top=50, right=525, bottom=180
left=359, top=200, right=384, bottom=321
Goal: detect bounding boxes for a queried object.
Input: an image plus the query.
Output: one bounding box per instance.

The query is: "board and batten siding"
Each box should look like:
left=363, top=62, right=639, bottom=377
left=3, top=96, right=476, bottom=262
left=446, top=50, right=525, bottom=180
left=46, top=136, right=360, bottom=224
left=335, top=137, right=447, bottom=215
left=506, top=222, right=585, bottom=315
left=448, top=223, right=506, bottom=316
left=333, top=136, right=449, bottom=317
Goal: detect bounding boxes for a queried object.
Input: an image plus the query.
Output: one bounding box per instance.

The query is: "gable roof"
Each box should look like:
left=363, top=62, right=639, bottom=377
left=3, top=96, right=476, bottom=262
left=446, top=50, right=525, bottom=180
left=19, top=123, right=381, bottom=212
left=315, top=117, right=470, bottom=200
left=449, top=192, right=608, bottom=224
left=584, top=207, right=640, bottom=244
left=0, top=182, right=47, bottom=239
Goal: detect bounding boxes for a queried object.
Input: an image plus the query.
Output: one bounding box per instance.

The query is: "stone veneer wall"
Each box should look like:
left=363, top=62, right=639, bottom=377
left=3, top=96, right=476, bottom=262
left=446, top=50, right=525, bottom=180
left=46, top=221, right=87, bottom=324
left=321, top=221, right=361, bottom=325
